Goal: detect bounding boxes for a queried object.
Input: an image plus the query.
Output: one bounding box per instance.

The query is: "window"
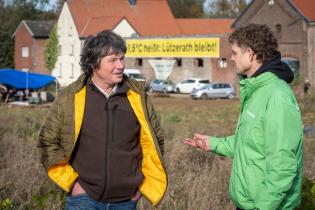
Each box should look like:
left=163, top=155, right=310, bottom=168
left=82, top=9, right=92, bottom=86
left=181, top=79, right=195, bottom=84
left=223, top=84, right=230, bottom=88
left=70, top=44, right=74, bottom=56
left=22, top=47, right=29, bottom=58
left=58, top=45, right=62, bottom=56
left=176, top=58, right=182, bottom=67
left=129, top=0, right=136, bottom=6
left=275, top=24, right=282, bottom=38
left=68, top=26, right=72, bottom=37
left=199, top=80, right=210, bottom=84
left=268, top=0, right=274, bottom=6
left=218, top=58, right=227, bottom=68
left=70, top=63, right=74, bottom=78
left=282, top=57, right=300, bottom=84
left=59, top=63, right=62, bottom=78
left=195, top=58, right=204, bottom=67
left=136, top=58, right=143, bottom=67
left=212, top=84, right=219, bottom=89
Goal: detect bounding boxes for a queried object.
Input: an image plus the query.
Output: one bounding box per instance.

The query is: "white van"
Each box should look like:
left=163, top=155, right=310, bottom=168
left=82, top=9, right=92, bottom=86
left=124, top=69, right=145, bottom=81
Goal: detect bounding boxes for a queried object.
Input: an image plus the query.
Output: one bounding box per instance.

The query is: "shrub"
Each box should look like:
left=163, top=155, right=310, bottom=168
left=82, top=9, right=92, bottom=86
left=296, top=177, right=315, bottom=210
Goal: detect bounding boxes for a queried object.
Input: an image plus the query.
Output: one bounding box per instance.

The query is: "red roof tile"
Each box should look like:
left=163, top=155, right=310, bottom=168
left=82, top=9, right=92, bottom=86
left=81, top=16, right=123, bottom=37
left=176, top=19, right=234, bottom=35
left=291, top=0, right=315, bottom=21
left=67, top=0, right=181, bottom=37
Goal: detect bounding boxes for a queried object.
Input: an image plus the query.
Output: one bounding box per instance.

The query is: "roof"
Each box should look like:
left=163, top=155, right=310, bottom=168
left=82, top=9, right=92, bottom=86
left=176, top=19, right=234, bottom=35
left=81, top=16, right=124, bottom=37
left=232, top=0, right=315, bottom=27
left=24, top=20, right=55, bottom=38
left=67, top=0, right=181, bottom=37
left=290, top=0, right=315, bottom=22
left=13, top=20, right=55, bottom=38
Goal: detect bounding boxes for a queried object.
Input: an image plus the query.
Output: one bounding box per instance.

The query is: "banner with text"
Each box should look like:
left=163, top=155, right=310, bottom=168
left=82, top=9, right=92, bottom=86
left=126, top=38, right=220, bottom=58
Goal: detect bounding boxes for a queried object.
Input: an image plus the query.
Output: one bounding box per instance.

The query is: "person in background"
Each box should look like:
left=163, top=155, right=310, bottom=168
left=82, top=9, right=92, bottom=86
left=0, top=84, right=7, bottom=102
left=185, top=24, right=303, bottom=210
left=38, top=30, right=167, bottom=210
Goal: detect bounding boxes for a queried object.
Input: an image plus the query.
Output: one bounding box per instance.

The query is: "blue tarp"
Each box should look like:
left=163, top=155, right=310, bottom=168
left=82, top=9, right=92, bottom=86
left=0, top=69, right=55, bottom=89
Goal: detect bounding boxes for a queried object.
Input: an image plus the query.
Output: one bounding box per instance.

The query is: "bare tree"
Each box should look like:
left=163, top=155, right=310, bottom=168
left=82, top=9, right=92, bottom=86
left=168, top=0, right=205, bottom=18
left=204, top=0, right=249, bottom=18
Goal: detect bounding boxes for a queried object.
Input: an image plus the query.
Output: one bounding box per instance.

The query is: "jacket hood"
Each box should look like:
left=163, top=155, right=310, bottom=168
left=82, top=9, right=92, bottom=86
left=251, top=51, right=294, bottom=83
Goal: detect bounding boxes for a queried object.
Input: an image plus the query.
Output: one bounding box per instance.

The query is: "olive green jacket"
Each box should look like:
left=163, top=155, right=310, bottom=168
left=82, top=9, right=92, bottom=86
left=38, top=74, right=167, bottom=206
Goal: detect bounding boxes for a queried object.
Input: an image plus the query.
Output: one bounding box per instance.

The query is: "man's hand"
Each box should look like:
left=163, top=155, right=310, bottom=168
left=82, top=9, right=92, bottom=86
left=71, top=181, right=86, bottom=196
left=184, top=133, right=210, bottom=152
left=131, top=190, right=142, bottom=201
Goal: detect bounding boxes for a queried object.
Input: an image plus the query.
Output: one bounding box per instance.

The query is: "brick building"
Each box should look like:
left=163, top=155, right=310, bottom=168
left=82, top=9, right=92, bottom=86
left=52, top=0, right=235, bottom=86
left=13, top=20, right=55, bottom=74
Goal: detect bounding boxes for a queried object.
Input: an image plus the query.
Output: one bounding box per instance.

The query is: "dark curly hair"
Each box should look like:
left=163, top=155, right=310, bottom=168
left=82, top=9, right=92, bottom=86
left=228, top=24, right=278, bottom=63
left=80, top=30, right=127, bottom=77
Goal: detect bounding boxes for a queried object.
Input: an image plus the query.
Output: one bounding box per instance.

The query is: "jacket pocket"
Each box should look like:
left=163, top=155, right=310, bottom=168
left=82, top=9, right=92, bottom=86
left=244, top=161, right=264, bottom=201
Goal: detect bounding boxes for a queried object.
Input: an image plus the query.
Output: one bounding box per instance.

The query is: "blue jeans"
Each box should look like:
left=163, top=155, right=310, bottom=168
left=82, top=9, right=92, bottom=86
left=66, top=193, right=138, bottom=210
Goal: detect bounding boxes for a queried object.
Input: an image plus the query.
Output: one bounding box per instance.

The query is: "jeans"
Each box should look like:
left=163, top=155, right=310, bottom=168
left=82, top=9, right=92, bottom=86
left=66, top=193, right=138, bottom=210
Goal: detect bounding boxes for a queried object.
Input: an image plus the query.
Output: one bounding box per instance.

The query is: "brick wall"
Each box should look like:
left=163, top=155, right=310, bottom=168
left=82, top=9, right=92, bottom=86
left=211, top=36, right=236, bottom=84
left=15, top=22, right=50, bottom=74
left=33, top=39, right=50, bottom=74
left=14, top=23, right=33, bottom=71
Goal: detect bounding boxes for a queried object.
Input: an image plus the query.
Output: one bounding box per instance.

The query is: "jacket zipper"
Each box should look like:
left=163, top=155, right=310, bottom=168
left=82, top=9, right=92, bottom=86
left=112, top=104, right=118, bottom=142
left=99, top=100, right=109, bottom=200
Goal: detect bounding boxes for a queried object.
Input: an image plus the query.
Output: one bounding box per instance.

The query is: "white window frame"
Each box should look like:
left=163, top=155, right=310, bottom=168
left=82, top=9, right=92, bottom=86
left=22, top=46, right=29, bottom=58
left=218, top=58, right=227, bottom=68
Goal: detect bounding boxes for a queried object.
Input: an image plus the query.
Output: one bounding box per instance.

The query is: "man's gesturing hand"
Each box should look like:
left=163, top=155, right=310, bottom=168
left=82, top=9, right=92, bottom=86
left=184, top=133, right=210, bottom=152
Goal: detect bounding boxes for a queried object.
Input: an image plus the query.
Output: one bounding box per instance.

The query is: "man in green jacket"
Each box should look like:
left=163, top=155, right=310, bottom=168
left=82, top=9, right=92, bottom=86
left=38, top=30, right=167, bottom=210
left=185, top=24, right=303, bottom=210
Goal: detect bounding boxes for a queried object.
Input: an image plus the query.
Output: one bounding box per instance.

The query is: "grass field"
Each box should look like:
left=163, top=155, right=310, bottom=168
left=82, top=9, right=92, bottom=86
left=0, top=95, right=314, bottom=209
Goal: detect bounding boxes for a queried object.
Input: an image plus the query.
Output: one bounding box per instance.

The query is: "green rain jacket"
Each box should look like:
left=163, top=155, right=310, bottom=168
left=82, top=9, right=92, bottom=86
left=210, top=72, right=303, bottom=210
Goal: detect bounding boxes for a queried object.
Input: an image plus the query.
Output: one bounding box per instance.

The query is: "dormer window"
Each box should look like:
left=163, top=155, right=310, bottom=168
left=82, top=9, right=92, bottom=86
left=268, top=0, right=274, bottom=6
left=129, top=0, right=136, bottom=6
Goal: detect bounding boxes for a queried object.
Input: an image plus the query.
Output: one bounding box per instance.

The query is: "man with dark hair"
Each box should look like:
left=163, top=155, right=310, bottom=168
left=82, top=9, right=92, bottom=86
left=185, top=24, right=303, bottom=210
left=38, top=30, right=167, bottom=210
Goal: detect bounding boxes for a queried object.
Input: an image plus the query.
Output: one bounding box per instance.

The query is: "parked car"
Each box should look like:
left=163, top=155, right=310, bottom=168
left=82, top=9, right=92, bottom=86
left=124, top=69, right=146, bottom=81
left=176, top=78, right=210, bottom=94
left=190, top=83, right=235, bottom=99
left=149, top=79, right=176, bottom=93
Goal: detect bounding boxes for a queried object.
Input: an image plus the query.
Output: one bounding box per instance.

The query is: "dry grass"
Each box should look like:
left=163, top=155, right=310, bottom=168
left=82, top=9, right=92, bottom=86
left=0, top=105, right=63, bottom=209
left=0, top=96, right=314, bottom=210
